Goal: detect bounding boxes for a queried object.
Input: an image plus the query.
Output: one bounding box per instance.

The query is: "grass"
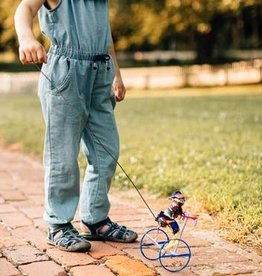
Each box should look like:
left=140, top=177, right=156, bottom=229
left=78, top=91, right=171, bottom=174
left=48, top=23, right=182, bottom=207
left=115, top=92, right=262, bottom=251
left=0, top=87, right=261, bottom=251
left=0, top=93, right=44, bottom=156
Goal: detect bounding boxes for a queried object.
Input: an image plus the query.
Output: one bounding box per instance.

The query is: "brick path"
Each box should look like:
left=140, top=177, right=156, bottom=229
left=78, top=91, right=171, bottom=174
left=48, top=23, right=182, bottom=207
left=0, top=147, right=261, bottom=276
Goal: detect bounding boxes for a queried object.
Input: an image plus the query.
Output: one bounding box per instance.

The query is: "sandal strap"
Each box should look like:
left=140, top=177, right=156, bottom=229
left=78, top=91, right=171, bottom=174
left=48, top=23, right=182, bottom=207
left=83, top=217, right=111, bottom=235
left=82, top=218, right=135, bottom=240
left=102, top=223, right=128, bottom=240
left=49, top=224, right=85, bottom=248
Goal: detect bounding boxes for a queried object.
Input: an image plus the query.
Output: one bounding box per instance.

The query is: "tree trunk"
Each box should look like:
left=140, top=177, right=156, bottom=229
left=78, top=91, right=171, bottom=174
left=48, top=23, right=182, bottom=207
left=194, top=32, right=215, bottom=64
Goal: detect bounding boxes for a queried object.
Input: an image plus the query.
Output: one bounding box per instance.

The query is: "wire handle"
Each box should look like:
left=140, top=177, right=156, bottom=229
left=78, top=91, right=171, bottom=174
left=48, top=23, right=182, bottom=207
left=182, top=212, right=198, bottom=226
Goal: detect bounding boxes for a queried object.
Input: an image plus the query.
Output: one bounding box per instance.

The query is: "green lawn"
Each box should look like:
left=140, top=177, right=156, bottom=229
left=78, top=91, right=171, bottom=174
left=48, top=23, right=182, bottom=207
left=0, top=89, right=261, bottom=250
left=115, top=93, right=262, bottom=249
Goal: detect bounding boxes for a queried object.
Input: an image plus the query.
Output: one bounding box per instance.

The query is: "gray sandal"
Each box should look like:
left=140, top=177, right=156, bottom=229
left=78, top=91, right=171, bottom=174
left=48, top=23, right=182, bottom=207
left=81, top=218, right=137, bottom=243
left=47, top=223, right=91, bottom=252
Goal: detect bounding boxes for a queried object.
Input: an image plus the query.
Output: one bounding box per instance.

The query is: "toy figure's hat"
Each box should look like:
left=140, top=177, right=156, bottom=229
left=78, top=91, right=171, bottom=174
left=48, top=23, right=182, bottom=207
left=169, top=190, right=185, bottom=204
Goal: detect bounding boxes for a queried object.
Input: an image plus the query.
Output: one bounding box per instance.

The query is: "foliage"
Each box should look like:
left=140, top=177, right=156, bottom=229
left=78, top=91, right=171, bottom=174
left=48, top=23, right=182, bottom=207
left=110, top=0, right=262, bottom=62
left=1, top=1, right=262, bottom=63
left=0, top=89, right=261, bottom=250
left=0, top=1, right=19, bottom=52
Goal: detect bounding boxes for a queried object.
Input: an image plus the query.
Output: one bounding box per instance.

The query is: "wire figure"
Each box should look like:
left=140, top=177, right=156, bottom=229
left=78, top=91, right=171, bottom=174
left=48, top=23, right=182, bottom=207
left=156, top=190, right=185, bottom=235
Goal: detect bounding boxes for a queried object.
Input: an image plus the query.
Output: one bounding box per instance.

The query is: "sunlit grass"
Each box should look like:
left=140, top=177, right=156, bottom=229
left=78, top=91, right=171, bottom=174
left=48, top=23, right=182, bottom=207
left=114, top=91, right=262, bottom=251
left=0, top=93, right=44, bottom=156
left=0, top=87, right=261, bottom=250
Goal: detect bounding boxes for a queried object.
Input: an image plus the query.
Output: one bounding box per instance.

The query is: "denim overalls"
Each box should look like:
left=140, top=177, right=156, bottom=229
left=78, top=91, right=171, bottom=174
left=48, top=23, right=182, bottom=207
left=38, top=0, right=119, bottom=226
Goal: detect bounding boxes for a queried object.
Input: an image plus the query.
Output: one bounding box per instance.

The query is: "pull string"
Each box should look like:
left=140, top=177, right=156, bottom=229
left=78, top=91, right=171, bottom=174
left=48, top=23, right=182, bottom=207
left=86, top=125, right=156, bottom=219
left=33, top=62, right=156, bottom=219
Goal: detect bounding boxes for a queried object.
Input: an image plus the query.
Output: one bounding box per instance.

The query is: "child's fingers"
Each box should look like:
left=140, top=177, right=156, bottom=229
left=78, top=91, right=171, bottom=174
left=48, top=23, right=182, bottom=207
left=24, top=50, right=33, bottom=64
left=114, top=86, right=126, bottom=102
left=19, top=41, right=47, bottom=64
left=19, top=50, right=27, bottom=64
left=31, top=50, right=38, bottom=63
left=27, top=45, right=45, bottom=63
left=41, top=49, right=47, bottom=63
left=37, top=47, right=47, bottom=63
left=19, top=49, right=33, bottom=64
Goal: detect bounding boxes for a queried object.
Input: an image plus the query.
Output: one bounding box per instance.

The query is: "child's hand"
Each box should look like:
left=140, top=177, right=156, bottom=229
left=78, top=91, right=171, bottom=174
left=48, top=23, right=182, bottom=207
left=112, top=72, right=126, bottom=102
left=19, top=38, right=47, bottom=64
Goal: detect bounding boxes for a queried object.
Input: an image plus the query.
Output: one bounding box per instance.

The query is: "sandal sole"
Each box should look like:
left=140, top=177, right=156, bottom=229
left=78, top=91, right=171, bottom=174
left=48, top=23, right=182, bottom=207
left=47, top=239, right=91, bottom=252
left=81, top=233, right=138, bottom=243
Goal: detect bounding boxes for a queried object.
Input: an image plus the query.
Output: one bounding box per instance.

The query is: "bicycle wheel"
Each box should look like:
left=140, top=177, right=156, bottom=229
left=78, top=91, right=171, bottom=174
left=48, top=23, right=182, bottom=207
left=140, top=227, right=169, bottom=260
left=159, top=238, right=191, bottom=272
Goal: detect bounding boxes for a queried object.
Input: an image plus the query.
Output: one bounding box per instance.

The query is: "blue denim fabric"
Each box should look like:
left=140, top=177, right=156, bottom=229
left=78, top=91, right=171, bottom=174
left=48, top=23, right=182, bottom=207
left=38, top=0, right=112, bottom=53
left=38, top=0, right=118, bottom=225
left=39, top=47, right=118, bottom=225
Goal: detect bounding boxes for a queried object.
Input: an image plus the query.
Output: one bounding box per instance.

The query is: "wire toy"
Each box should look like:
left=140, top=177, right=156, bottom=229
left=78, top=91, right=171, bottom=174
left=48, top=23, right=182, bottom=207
left=140, top=212, right=198, bottom=272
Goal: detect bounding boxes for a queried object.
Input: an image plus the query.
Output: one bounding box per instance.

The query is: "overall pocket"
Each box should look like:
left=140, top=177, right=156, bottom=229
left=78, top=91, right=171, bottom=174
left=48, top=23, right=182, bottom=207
left=42, top=55, right=72, bottom=95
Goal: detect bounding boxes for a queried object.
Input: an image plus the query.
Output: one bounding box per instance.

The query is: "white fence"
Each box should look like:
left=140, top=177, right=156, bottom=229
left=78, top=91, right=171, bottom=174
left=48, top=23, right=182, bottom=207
left=0, top=59, right=262, bottom=93
left=0, top=72, right=39, bottom=94
left=121, top=59, right=262, bottom=89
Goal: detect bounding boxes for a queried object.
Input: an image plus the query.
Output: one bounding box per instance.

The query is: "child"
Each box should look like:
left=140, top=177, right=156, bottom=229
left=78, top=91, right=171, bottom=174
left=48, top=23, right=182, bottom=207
left=156, top=191, right=185, bottom=235
left=14, top=0, right=137, bottom=252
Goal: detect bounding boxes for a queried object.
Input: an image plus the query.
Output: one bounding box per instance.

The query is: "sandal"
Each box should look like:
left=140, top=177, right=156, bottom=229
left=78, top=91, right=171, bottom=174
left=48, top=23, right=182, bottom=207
left=47, top=223, right=91, bottom=252
left=81, top=217, right=138, bottom=243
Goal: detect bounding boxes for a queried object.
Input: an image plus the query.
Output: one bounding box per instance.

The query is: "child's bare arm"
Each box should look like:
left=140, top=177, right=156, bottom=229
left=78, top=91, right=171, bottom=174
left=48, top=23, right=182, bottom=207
left=14, top=0, right=47, bottom=64
left=109, top=42, right=126, bottom=102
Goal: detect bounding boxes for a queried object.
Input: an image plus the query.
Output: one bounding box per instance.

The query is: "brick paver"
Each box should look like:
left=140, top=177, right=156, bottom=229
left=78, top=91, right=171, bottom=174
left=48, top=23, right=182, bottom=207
left=69, top=264, right=115, bottom=276
left=0, top=147, right=261, bottom=275
left=19, top=261, right=67, bottom=276
left=46, top=248, right=96, bottom=269
left=0, top=257, right=21, bottom=276
left=2, top=245, right=49, bottom=265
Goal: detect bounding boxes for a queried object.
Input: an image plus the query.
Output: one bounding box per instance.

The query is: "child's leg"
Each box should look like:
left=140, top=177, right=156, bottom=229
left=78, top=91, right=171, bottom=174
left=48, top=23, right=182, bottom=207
left=39, top=54, right=84, bottom=225
left=80, top=59, right=119, bottom=225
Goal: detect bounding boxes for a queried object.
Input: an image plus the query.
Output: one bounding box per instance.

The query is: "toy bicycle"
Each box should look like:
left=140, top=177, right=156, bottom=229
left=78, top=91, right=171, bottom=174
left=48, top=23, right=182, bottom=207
left=139, top=212, right=198, bottom=272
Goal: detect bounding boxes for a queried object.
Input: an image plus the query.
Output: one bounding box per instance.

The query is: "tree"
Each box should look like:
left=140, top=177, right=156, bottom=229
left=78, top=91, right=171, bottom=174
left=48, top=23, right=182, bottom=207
left=110, top=0, right=167, bottom=51
left=164, top=0, right=262, bottom=62
left=1, top=0, right=262, bottom=64
left=110, top=0, right=262, bottom=63
left=0, top=1, right=20, bottom=53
